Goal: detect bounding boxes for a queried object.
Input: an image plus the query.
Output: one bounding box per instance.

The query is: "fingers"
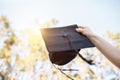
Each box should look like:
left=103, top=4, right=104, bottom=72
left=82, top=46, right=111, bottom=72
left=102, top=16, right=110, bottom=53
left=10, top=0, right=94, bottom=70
left=76, top=27, right=83, bottom=32
left=76, top=25, right=85, bottom=31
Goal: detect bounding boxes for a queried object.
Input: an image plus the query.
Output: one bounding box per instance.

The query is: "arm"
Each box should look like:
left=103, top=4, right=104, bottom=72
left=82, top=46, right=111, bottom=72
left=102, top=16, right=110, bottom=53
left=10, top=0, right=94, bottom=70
left=76, top=26, right=120, bottom=68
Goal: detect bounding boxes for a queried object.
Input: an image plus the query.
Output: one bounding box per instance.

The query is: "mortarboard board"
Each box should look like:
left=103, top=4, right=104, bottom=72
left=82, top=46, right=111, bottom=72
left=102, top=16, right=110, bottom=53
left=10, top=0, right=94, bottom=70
left=40, top=24, right=95, bottom=65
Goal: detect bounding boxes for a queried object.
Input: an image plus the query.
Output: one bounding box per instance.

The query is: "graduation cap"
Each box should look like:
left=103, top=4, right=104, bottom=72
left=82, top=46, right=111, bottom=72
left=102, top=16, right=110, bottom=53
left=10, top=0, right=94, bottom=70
left=40, top=24, right=95, bottom=66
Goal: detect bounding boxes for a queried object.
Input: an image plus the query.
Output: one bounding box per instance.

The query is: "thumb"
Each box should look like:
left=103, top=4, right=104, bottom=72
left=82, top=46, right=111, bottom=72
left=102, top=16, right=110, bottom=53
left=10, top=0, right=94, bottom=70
left=76, top=28, right=83, bottom=32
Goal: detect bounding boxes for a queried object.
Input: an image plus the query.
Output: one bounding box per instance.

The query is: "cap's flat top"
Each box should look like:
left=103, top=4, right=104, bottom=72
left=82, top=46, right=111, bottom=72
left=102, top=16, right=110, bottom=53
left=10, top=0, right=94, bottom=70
left=40, top=24, right=94, bottom=52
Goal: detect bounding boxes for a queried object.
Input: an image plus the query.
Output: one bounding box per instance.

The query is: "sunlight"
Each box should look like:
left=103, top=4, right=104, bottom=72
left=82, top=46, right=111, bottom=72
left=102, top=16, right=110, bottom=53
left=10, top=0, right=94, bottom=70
left=0, top=0, right=120, bottom=80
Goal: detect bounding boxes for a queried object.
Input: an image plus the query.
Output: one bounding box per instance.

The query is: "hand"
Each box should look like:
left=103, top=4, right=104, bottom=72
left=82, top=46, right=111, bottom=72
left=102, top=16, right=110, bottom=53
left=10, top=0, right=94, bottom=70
left=76, top=26, right=95, bottom=38
left=76, top=26, right=120, bottom=68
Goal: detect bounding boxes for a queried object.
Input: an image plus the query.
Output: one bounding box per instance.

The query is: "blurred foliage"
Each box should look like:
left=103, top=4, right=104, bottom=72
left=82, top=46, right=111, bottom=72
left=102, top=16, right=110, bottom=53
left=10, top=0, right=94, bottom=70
left=0, top=16, right=120, bottom=80
left=106, top=31, right=120, bottom=47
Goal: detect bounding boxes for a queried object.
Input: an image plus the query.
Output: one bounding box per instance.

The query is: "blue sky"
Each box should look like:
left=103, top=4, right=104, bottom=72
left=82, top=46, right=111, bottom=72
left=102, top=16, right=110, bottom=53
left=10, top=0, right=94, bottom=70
left=0, top=0, right=120, bottom=35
